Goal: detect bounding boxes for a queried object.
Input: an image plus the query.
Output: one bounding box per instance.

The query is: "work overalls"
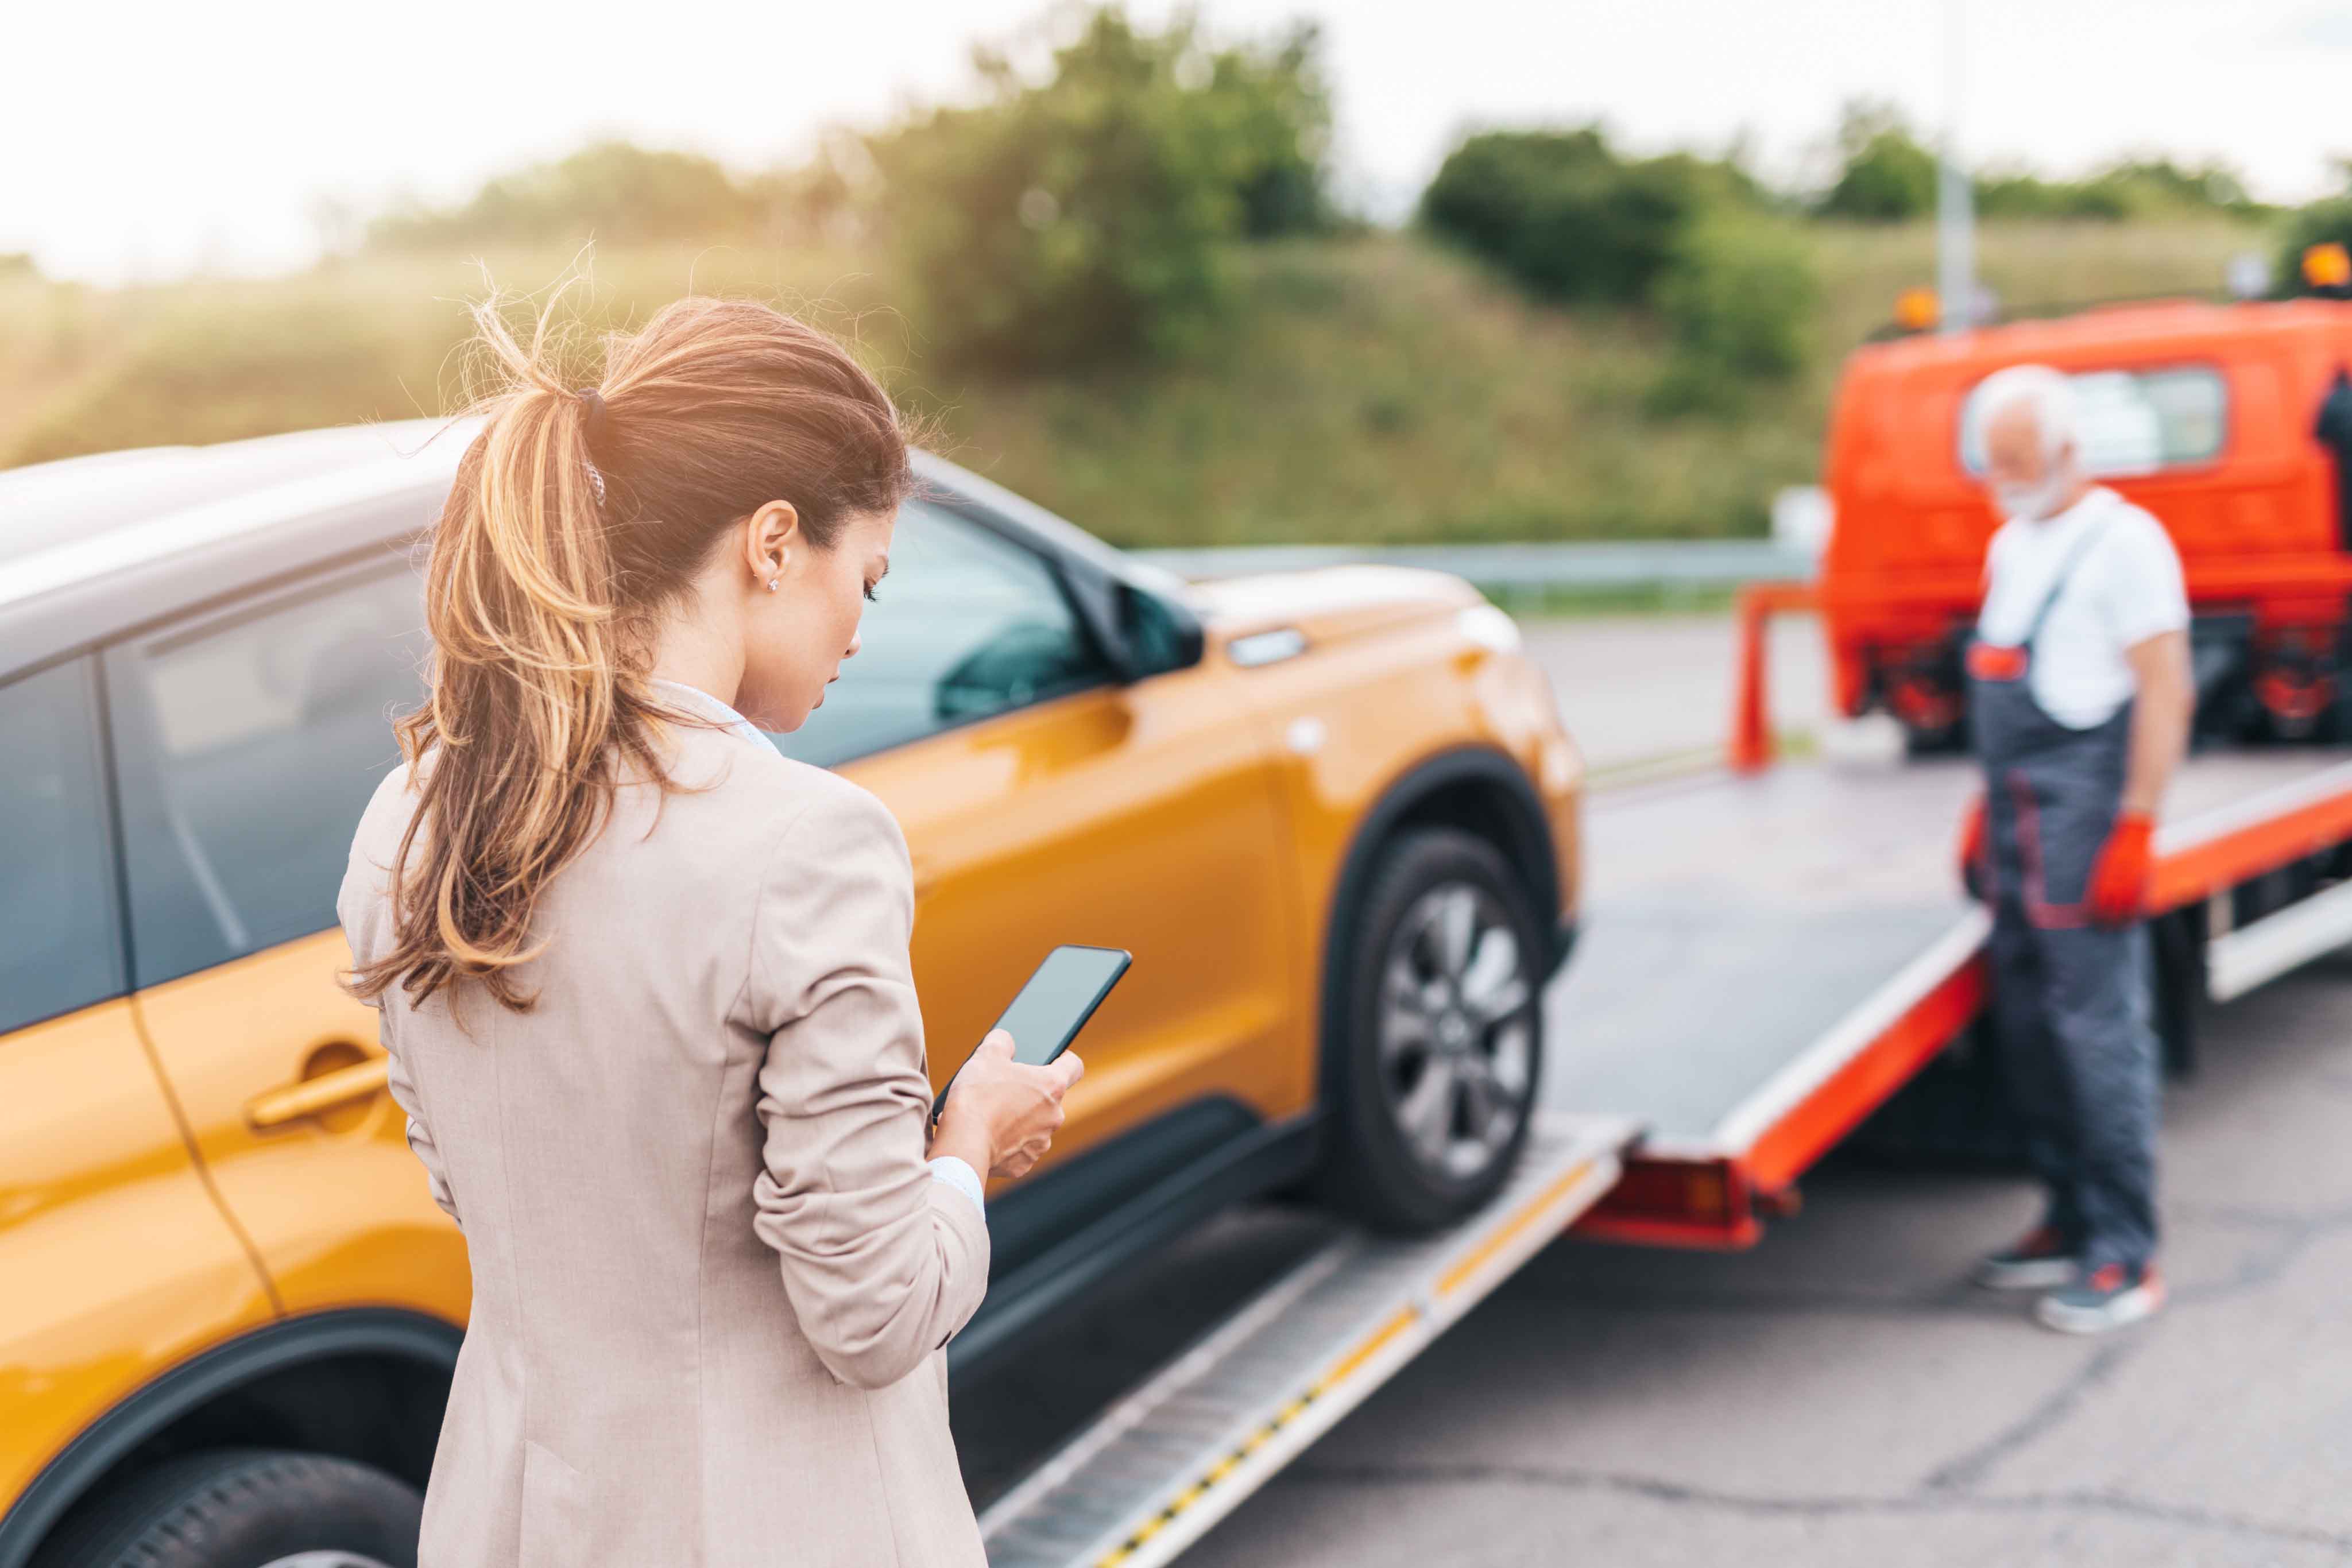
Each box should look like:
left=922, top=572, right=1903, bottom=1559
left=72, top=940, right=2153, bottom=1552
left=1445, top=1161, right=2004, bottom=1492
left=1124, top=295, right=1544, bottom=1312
left=1967, top=523, right=2160, bottom=1276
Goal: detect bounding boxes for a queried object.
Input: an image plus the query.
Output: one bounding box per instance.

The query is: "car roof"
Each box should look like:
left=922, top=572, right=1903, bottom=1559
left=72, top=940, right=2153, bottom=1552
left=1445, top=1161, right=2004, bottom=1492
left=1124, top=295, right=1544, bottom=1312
left=1, top=418, right=477, bottom=683
left=0, top=418, right=461, bottom=568
left=0, top=420, right=1158, bottom=686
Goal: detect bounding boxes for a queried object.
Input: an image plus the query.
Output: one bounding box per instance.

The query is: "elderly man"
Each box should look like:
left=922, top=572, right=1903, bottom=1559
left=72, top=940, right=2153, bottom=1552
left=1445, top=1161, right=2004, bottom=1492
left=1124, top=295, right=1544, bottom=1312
left=1957, top=364, right=2194, bottom=1333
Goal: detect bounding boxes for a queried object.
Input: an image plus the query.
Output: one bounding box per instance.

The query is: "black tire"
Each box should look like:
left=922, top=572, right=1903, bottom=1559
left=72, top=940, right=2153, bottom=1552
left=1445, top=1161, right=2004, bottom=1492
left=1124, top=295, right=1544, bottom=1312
left=1901, top=715, right=1968, bottom=757
left=31, top=1449, right=420, bottom=1568
left=1319, top=827, right=1546, bottom=1233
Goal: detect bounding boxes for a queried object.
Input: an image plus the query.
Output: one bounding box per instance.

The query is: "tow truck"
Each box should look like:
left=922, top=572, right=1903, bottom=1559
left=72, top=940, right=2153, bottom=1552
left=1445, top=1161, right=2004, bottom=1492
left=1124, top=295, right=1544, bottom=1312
left=977, top=281, right=2352, bottom=1568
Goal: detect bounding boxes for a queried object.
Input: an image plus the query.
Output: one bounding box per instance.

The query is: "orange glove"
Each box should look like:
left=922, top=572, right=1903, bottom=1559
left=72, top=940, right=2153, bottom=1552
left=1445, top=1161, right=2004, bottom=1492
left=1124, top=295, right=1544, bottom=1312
left=2087, top=811, right=2155, bottom=926
left=1958, top=794, right=1989, bottom=901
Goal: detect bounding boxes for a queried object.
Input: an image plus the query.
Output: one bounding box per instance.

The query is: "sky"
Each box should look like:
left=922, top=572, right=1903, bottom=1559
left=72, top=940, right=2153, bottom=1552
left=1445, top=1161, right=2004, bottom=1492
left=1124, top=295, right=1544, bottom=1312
left=7, top=0, right=2351, bottom=284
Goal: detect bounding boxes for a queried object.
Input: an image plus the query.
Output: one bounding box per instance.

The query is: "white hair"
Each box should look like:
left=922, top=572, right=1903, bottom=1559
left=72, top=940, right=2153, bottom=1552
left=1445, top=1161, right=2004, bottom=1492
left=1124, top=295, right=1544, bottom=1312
left=1970, top=363, right=2079, bottom=464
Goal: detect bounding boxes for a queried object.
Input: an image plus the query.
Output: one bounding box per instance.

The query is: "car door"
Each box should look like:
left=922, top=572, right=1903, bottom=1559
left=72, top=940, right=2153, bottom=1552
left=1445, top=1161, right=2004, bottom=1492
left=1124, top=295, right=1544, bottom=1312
left=102, top=560, right=470, bottom=1323
left=783, top=498, right=1307, bottom=1191
left=0, top=657, right=275, bottom=1504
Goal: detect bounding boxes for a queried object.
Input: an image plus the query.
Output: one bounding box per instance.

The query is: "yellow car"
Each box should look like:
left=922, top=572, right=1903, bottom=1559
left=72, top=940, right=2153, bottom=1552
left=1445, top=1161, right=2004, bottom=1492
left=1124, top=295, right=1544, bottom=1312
left=0, top=420, right=1583, bottom=1567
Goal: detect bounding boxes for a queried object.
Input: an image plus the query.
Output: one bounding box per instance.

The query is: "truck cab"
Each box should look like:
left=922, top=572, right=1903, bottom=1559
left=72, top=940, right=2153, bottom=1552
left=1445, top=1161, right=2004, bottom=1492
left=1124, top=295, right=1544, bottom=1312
left=1817, top=296, right=2352, bottom=749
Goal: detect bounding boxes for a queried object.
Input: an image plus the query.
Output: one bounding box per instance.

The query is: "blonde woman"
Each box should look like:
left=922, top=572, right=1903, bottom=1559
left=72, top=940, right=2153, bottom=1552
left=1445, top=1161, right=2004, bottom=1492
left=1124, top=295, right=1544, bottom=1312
left=339, top=296, right=1080, bottom=1567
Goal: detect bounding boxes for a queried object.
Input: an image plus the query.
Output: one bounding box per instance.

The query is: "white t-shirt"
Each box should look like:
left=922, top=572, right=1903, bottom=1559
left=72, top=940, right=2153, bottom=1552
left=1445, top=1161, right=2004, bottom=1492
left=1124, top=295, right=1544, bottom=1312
left=1976, top=486, right=2189, bottom=730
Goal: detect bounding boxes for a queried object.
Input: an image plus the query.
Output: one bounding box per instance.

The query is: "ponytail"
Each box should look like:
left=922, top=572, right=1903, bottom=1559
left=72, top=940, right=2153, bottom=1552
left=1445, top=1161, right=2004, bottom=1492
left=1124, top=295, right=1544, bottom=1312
left=349, top=287, right=912, bottom=1013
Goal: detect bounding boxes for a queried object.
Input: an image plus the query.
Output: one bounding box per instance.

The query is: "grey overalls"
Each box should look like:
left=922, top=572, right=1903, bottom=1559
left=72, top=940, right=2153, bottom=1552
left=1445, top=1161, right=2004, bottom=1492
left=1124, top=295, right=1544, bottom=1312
left=1967, top=520, right=2160, bottom=1274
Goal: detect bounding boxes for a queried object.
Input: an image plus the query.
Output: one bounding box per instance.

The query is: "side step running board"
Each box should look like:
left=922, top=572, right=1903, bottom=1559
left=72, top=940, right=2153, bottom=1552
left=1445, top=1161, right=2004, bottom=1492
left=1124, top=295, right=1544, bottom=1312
left=977, top=1112, right=1637, bottom=1568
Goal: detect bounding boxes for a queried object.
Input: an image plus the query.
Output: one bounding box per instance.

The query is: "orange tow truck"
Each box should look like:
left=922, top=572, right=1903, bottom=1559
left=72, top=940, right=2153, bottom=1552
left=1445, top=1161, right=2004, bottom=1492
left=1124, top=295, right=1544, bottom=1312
left=1814, top=289, right=2352, bottom=752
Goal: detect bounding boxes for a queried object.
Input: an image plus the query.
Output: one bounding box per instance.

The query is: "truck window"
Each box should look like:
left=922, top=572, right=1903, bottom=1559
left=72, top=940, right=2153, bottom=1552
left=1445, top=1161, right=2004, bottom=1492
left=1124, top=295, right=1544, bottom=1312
left=1959, top=365, right=2227, bottom=478
left=0, top=659, right=126, bottom=1031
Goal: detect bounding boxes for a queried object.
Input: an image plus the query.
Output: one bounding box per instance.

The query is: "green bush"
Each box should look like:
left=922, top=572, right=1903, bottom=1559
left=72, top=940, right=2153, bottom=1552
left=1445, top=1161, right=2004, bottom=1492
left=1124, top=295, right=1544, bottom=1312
left=864, top=7, right=1333, bottom=370
left=1419, top=128, right=1756, bottom=306
left=1209, top=22, right=1337, bottom=238
left=1976, top=158, right=2267, bottom=223
left=1817, top=103, right=1937, bottom=222
left=1649, top=213, right=1817, bottom=415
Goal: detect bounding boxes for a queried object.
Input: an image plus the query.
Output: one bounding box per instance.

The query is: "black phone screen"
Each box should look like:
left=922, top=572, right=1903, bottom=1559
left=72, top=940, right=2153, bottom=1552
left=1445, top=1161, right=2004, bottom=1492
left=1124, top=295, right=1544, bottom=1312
left=934, top=945, right=1130, bottom=1119
left=993, top=945, right=1130, bottom=1064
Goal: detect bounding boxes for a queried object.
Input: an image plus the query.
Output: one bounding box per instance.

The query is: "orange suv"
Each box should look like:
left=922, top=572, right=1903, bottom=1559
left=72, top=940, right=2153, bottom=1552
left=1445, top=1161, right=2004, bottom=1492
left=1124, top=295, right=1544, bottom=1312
left=0, top=420, right=1583, bottom=1567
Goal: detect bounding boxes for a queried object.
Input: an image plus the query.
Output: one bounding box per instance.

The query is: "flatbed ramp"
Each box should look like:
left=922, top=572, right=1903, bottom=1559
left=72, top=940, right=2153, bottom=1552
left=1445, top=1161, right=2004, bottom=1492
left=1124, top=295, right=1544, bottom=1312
left=984, top=744, right=2352, bottom=1565
left=977, top=1113, right=1634, bottom=1568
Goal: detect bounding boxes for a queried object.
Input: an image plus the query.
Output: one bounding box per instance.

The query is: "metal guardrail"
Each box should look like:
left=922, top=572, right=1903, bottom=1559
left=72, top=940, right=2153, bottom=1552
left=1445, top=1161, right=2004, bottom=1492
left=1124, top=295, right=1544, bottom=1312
left=1131, top=538, right=1817, bottom=590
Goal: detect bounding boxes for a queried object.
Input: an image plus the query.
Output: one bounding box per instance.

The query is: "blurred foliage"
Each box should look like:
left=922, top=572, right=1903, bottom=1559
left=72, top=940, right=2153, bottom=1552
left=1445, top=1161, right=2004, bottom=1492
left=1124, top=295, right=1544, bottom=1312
left=1649, top=212, right=1818, bottom=415
left=368, top=142, right=773, bottom=250
left=1816, top=102, right=1939, bottom=222
left=2276, top=162, right=2352, bottom=297
left=864, top=7, right=1333, bottom=370
left=1816, top=101, right=2270, bottom=227
left=1977, top=157, right=2270, bottom=222
left=1418, top=127, right=1763, bottom=307
left=0, top=221, right=2265, bottom=541
left=0, top=249, right=899, bottom=467
left=1418, top=125, right=1808, bottom=419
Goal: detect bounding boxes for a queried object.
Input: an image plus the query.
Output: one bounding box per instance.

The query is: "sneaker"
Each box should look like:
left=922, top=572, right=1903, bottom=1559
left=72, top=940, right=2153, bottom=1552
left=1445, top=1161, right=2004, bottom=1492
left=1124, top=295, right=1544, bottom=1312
left=1972, top=1226, right=2079, bottom=1291
left=2036, top=1263, right=2165, bottom=1334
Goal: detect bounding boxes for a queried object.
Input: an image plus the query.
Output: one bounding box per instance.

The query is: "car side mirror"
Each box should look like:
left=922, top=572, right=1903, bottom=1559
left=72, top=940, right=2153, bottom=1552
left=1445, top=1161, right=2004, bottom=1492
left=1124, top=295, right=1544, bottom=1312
left=1112, top=582, right=1204, bottom=680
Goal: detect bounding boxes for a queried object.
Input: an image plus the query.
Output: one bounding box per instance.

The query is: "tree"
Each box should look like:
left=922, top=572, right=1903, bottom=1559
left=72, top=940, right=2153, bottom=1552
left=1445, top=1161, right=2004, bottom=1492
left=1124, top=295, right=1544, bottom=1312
left=1817, top=102, right=1936, bottom=222
left=1420, top=127, right=1757, bottom=305
left=1650, top=211, right=1818, bottom=415
left=864, top=6, right=1333, bottom=370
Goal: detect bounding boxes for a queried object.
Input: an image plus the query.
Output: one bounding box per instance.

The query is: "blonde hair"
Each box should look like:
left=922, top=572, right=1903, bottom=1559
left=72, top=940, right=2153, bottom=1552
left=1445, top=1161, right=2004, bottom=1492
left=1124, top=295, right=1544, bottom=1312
left=347, top=291, right=911, bottom=1013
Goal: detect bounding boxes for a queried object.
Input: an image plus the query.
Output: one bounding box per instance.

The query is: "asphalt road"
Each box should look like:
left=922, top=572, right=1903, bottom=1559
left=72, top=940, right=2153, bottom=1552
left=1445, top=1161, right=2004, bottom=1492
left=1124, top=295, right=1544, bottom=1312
left=1519, top=610, right=1831, bottom=774
left=954, top=611, right=2352, bottom=1566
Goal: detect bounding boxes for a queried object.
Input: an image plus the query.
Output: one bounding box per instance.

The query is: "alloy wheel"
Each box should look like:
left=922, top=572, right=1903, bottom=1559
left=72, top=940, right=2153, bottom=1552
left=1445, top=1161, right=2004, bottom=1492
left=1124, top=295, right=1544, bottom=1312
left=1374, top=881, right=1537, bottom=1183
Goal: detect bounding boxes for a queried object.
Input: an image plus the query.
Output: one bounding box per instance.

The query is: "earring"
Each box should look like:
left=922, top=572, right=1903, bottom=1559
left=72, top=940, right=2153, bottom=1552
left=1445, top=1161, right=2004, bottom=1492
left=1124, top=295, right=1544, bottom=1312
left=766, top=578, right=779, bottom=592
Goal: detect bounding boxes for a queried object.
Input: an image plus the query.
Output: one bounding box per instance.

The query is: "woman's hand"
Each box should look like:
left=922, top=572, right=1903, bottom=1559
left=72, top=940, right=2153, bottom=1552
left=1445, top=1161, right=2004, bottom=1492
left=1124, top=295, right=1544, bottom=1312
left=930, top=1031, right=1085, bottom=1181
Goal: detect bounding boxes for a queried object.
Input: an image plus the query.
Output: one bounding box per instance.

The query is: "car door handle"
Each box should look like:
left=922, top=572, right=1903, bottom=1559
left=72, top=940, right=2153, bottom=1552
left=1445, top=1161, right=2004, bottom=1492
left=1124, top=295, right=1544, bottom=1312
left=245, top=1056, right=391, bottom=1130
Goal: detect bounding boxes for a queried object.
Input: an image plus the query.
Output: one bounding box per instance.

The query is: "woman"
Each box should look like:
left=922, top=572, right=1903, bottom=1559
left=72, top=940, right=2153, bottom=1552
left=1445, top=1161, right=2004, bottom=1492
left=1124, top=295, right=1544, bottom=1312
left=339, top=293, right=1080, bottom=1567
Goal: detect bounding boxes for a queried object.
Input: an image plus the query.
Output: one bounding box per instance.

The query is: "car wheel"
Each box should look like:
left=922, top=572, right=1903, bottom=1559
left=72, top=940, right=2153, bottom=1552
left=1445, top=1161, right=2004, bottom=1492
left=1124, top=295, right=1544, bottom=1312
left=31, top=1449, right=420, bottom=1568
left=1321, top=827, right=1545, bottom=1233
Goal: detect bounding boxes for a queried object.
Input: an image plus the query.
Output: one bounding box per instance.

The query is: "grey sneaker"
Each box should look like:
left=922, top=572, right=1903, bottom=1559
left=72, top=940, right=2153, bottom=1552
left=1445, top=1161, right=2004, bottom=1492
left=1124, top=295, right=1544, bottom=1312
left=1973, top=1225, right=2079, bottom=1291
left=2036, top=1263, right=2164, bottom=1334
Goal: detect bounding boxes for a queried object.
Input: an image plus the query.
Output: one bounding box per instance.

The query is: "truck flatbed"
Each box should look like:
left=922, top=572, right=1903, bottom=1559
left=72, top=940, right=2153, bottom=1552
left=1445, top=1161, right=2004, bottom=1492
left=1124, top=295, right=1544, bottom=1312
left=1568, top=745, right=2352, bottom=1245
left=981, top=741, right=2352, bottom=1565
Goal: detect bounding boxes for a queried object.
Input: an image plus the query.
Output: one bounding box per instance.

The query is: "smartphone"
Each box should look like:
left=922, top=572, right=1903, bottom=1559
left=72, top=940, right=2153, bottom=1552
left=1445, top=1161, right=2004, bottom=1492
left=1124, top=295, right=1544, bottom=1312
left=931, top=944, right=1132, bottom=1121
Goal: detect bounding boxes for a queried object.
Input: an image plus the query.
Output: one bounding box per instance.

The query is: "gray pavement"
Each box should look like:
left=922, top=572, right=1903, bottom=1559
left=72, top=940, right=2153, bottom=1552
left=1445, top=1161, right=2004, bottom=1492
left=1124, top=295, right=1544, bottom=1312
left=1519, top=611, right=1829, bottom=773
left=956, top=610, right=2352, bottom=1566
left=1173, top=957, right=2352, bottom=1566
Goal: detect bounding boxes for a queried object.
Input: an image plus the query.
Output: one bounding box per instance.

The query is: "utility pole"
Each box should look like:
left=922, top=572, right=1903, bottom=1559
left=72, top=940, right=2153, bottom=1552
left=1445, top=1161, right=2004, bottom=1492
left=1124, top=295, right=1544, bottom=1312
left=1937, top=0, right=1975, bottom=335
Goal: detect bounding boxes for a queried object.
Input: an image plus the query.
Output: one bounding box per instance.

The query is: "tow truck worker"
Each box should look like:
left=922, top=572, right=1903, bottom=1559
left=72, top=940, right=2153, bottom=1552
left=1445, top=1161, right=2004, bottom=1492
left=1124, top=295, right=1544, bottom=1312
left=1958, top=364, right=2194, bottom=1334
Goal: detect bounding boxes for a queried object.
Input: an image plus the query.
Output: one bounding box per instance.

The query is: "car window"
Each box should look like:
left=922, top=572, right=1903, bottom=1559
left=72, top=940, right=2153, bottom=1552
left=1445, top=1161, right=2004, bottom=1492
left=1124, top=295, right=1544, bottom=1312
left=108, top=566, right=428, bottom=987
left=1960, top=365, right=2228, bottom=477
left=0, top=659, right=125, bottom=1032
left=772, top=499, right=1105, bottom=768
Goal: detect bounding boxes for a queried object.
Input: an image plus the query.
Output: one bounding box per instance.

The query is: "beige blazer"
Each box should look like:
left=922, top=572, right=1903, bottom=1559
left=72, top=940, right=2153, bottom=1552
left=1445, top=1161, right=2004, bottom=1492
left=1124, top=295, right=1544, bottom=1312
left=339, top=693, right=990, bottom=1568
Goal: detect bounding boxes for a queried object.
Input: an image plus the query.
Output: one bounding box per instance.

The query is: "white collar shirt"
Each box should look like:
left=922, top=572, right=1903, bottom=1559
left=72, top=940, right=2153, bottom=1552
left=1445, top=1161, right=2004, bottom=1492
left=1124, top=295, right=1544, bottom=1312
left=1975, top=486, right=2190, bottom=730
left=647, top=677, right=770, bottom=749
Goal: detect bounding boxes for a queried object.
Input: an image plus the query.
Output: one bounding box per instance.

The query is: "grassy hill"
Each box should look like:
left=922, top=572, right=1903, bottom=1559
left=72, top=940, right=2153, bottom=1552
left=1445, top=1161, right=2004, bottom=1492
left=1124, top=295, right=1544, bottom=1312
left=0, top=218, right=2264, bottom=546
